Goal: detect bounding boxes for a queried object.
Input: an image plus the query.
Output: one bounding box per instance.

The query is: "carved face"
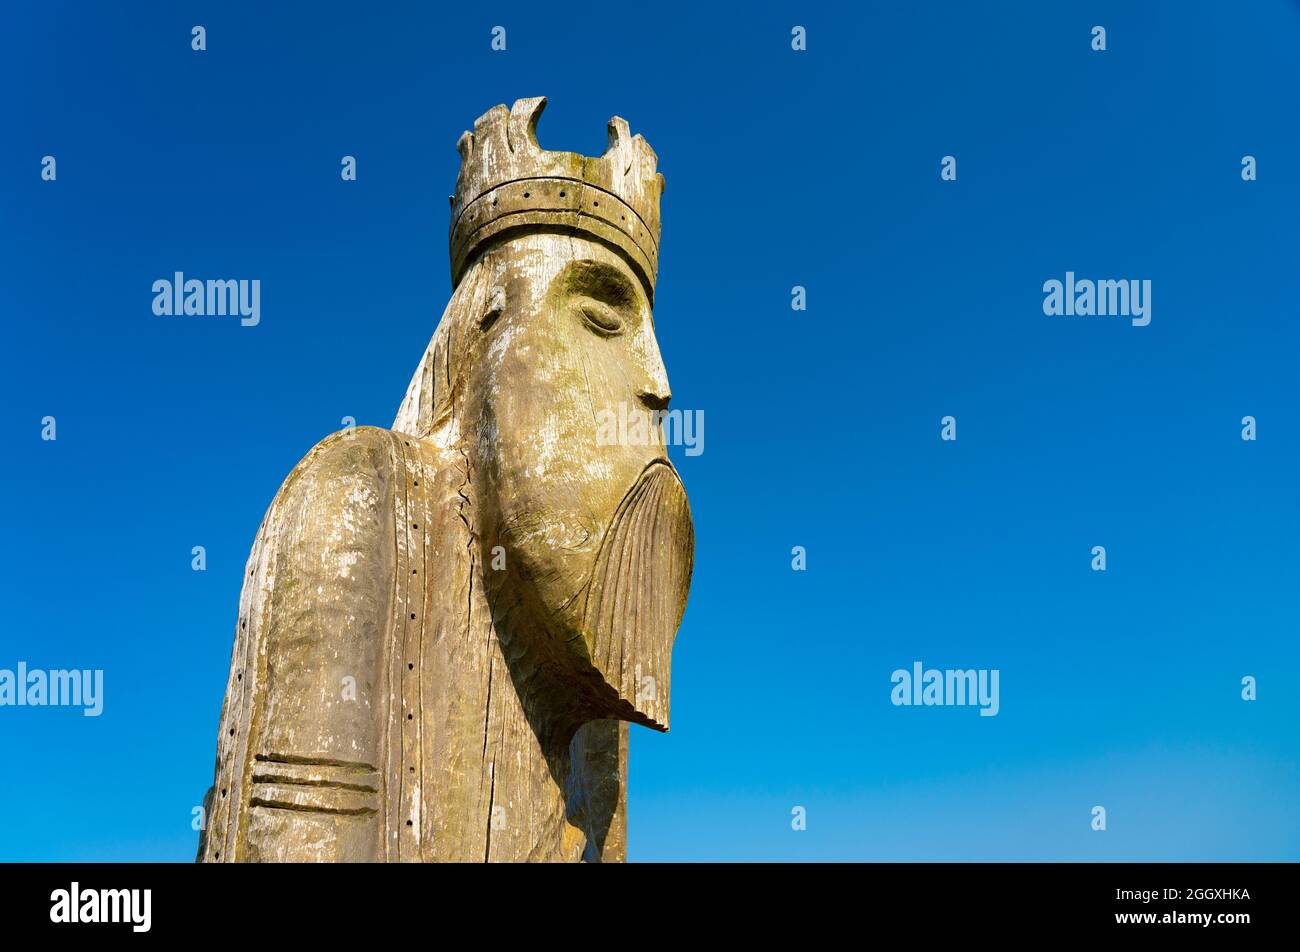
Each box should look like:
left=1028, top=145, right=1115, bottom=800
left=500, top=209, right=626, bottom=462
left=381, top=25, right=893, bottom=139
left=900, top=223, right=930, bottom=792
left=464, top=233, right=692, bottom=730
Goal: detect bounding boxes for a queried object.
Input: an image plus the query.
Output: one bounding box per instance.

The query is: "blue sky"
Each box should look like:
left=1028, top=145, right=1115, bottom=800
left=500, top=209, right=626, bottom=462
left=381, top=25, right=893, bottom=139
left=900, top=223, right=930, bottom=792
left=1, top=0, right=1297, bottom=861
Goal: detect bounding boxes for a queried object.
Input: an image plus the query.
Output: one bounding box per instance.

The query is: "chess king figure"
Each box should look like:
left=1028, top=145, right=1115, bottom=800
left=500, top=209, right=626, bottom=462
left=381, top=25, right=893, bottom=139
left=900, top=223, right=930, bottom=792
left=197, top=97, right=693, bottom=863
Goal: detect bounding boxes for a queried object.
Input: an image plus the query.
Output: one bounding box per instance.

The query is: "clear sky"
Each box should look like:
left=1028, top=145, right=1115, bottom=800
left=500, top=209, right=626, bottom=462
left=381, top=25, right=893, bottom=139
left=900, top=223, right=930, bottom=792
left=1, top=0, right=1297, bottom=861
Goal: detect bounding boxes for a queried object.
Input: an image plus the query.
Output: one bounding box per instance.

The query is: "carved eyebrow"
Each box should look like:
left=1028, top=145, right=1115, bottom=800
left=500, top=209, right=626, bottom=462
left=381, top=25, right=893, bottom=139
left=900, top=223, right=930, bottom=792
left=558, top=259, right=639, bottom=309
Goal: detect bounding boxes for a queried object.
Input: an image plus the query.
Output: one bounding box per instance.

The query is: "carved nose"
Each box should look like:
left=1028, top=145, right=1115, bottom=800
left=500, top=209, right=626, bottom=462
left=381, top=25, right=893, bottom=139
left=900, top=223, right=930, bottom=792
left=638, top=335, right=672, bottom=411
left=639, top=387, right=671, bottom=412
left=638, top=361, right=672, bottom=411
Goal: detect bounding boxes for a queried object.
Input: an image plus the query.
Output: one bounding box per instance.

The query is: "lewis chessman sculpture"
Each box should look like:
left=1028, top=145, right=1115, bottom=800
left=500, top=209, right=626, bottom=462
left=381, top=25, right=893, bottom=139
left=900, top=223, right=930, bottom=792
left=197, top=97, right=693, bottom=863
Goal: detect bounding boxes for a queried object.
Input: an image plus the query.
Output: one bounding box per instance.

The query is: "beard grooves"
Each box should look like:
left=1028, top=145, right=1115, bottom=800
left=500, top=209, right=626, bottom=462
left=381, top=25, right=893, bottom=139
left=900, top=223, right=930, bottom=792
left=582, top=461, right=694, bottom=730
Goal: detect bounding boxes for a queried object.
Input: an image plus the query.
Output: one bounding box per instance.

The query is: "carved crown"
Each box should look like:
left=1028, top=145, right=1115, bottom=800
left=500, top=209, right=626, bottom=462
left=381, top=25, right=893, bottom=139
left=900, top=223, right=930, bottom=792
left=449, top=97, right=665, bottom=300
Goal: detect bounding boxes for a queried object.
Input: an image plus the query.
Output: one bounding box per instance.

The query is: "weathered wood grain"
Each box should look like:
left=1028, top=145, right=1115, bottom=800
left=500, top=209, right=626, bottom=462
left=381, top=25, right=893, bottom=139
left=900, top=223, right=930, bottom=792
left=198, top=98, right=691, bottom=863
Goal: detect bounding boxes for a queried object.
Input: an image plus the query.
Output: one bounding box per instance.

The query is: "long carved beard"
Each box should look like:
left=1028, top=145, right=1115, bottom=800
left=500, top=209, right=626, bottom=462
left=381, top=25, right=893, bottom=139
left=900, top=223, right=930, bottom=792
left=582, top=461, right=694, bottom=731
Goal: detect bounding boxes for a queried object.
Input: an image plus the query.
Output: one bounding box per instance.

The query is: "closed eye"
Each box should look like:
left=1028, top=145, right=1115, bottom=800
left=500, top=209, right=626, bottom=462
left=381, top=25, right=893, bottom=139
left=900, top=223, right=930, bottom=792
left=577, top=298, right=624, bottom=335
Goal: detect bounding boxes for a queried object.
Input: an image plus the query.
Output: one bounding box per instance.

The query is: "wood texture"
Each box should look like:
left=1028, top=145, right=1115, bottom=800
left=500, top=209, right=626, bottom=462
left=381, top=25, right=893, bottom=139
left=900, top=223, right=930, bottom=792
left=198, top=98, right=691, bottom=863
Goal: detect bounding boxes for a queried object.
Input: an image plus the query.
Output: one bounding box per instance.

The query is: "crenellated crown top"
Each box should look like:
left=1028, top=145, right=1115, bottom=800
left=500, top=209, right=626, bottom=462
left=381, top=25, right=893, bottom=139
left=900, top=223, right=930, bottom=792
left=448, top=97, right=665, bottom=300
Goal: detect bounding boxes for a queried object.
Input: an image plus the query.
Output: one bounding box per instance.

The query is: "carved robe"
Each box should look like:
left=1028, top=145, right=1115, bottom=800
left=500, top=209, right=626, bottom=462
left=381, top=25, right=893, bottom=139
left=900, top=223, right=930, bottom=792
left=197, top=427, right=628, bottom=862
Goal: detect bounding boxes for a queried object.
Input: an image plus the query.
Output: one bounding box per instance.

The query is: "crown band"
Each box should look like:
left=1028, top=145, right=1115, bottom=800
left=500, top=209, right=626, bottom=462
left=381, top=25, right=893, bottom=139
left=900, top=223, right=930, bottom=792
left=451, top=178, right=658, bottom=300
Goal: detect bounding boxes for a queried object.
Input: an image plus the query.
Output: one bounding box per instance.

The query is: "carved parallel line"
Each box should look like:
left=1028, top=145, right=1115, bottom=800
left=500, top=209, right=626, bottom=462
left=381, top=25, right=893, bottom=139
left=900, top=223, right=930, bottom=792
left=250, top=776, right=381, bottom=817
left=250, top=772, right=378, bottom=793
left=248, top=798, right=378, bottom=817
left=254, top=753, right=378, bottom=773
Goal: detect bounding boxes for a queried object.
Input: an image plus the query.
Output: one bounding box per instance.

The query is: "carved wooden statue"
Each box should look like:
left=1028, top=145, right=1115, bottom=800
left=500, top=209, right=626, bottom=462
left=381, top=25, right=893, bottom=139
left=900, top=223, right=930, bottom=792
left=197, top=97, right=693, bottom=862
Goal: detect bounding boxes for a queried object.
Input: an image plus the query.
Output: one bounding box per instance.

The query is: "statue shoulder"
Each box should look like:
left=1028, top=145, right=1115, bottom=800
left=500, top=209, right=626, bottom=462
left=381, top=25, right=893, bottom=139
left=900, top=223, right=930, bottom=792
left=282, top=426, right=406, bottom=501
left=253, top=427, right=412, bottom=543
left=244, top=424, right=450, bottom=579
